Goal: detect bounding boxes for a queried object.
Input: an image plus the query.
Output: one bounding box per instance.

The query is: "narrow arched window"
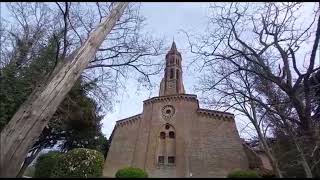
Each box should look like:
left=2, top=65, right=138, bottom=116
left=160, top=132, right=166, bottom=139
left=176, top=69, right=179, bottom=80
left=157, top=124, right=176, bottom=166
left=170, top=69, right=174, bottom=79
left=168, top=156, right=175, bottom=164
left=170, top=58, right=174, bottom=65
left=169, top=131, right=175, bottom=139
left=158, top=156, right=165, bottom=164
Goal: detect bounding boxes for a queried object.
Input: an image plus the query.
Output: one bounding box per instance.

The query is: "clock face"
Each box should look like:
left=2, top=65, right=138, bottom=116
left=161, top=105, right=175, bottom=119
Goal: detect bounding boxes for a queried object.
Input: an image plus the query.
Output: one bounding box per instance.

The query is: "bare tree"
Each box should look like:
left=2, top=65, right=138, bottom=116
left=197, top=59, right=283, bottom=177
left=0, top=2, right=129, bottom=177
left=185, top=2, right=320, bottom=177
left=55, top=2, right=165, bottom=109
left=0, top=3, right=54, bottom=69
left=1, top=2, right=165, bottom=176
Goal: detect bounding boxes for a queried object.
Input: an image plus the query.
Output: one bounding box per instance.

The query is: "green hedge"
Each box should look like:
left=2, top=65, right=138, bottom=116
left=34, top=151, right=61, bottom=178
left=115, top=167, right=148, bottom=178
left=51, top=148, right=104, bottom=178
left=227, top=169, right=261, bottom=178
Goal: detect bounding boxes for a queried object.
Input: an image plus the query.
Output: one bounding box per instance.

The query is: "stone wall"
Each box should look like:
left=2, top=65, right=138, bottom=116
left=102, top=115, right=140, bottom=177
left=188, top=112, right=249, bottom=177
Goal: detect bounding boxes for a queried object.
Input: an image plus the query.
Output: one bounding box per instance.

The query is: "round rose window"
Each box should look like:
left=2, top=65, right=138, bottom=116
left=162, top=105, right=175, bottom=119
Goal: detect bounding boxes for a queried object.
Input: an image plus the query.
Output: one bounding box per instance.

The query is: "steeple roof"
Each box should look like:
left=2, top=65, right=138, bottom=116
left=170, top=41, right=177, bottom=51
left=167, top=40, right=181, bottom=57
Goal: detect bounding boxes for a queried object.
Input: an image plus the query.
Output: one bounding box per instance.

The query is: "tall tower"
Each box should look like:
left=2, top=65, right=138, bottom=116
left=159, top=41, right=185, bottom=96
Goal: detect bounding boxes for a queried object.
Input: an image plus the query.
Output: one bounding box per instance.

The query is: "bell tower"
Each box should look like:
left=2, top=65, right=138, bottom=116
left=159, top=41, right=185, bottom=96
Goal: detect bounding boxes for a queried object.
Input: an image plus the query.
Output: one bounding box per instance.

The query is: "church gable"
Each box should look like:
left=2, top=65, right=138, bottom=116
left=103, top=42, right=250, bottom=178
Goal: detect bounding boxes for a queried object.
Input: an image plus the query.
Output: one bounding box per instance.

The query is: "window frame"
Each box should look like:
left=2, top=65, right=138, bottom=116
left=160, top=132, right=166, bottom=139
left=168, top=156, right=175, bottom=164
left=169, top=131, right=175, bottom=139
left=158, top=156, right=165, bottom=164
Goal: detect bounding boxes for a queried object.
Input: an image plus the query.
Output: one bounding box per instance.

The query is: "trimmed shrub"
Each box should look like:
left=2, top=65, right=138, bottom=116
left=51, top=148, right=104, bottom=178
left=23, top=165, right=36, bottom=177
left=115, top=167, right=148, bottom=178
left=227, top=169, right=261, bottom=178
left=34, top=151, right=61, bottom=177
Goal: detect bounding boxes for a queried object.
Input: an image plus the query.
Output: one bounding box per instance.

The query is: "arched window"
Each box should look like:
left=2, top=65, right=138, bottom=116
left=158, top=156, right=164, bottom=164
left=160, top=132, right=166, bottom=139
left=170, top=69, right=174, bottom=79
left=170, top=58, right=174, bottom=65
left=168, top=156, right=175, bottom=164
left=176, top=69, right=179, bottom=80
left=169, top=131, right=175, bottom=139
left=157, top=124, right=176, bottom=166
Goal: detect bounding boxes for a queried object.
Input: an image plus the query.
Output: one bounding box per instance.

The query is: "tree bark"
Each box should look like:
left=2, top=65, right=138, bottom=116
left=288, top=127, right=313, bottom=178
left=256, top=127, right=283, bottom=177
left=16, top=148, right=42, bottom=177
left=248, top=93, right=283, bottom=178
left=0, top=2, right=129, bottom=177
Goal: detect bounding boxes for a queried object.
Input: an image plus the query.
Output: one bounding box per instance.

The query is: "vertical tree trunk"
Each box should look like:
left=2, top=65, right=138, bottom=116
left=0, top=2, right=129, bottom=177
left=256, top=128, right=283, bottom=178
left=279, top=117, right=313, bottom=177
left=248, top=97, right=283, bottom=178
left=287, top=127, right=313, bottom=178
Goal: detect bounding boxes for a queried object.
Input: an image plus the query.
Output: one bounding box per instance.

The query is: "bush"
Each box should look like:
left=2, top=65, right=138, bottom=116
left=23, top=165, right=35, bottom=177
left=34, top=151, right=61, bottom=177
left=115, top=167, right=148, bottom=178
left=227, top=169, right=260, bottom=178
left=51, top=148, right=104, bottom=178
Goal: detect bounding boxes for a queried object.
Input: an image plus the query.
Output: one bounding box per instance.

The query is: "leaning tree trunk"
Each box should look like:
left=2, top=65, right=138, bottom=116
left=16, top=148, right=42, bottom=177
left=0, top=2, right=129, bottom=177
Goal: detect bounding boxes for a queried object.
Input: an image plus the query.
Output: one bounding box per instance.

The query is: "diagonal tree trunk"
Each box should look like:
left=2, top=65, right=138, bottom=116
left=16, top=148, right=42, bottom=177
left=0, top=2, right=129, bottom=177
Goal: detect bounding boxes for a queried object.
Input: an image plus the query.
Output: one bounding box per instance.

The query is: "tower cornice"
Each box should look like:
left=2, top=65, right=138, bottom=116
left=144, top=94, right=198, bottom=105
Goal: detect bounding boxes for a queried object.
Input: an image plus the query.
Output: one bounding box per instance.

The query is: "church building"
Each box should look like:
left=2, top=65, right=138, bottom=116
left=103, top=42, right=251, bottom=177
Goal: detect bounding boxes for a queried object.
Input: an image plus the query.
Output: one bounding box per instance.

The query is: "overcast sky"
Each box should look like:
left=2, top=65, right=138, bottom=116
left=1, top=2, right=318, bottom=140
left=100, top=2, right=212, bottom=138
left=101, top=2, right=319, bottom=139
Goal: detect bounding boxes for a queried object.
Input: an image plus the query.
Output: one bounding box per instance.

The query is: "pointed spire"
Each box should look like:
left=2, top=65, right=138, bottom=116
left=170, top=40, right=177, bottom=51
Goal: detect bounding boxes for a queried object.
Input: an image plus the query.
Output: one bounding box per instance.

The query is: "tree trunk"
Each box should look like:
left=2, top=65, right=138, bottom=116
left=282, top=119, right=313, bottom=177
left=16, top=148, right=42, bottom=177
left=257, top=129, right=283, bottom=178
left=290, top=129, right=313, bottom=178
left=0, top=2, right=129, bottom=177
left=248, top=97, right=283, bottom=178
